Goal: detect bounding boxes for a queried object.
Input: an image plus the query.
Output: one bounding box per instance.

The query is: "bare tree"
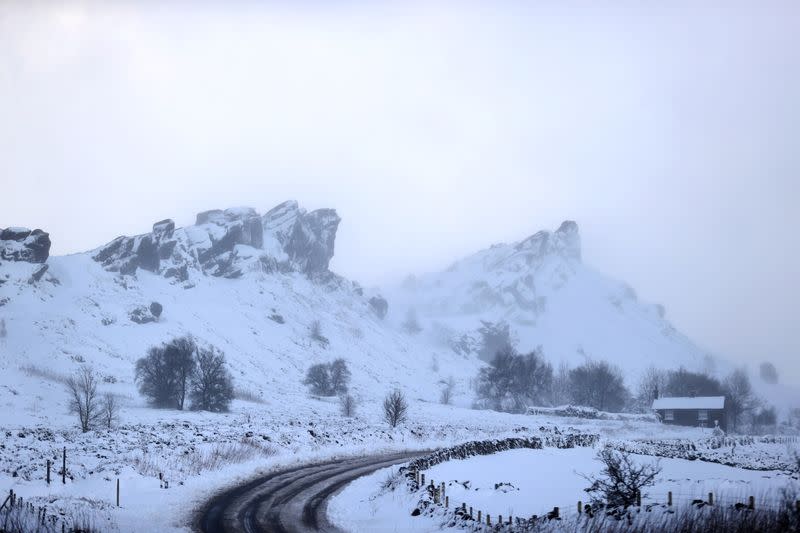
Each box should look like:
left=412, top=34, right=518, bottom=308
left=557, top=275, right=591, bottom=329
left=550, top=360, right=571, bottom=406
left=66, top=366, right=100, bottom=432
left=383, top=389, right=408, bottom=428
left=724, top=367, right=759, bottom=431
left=582, top=446, right=661, bottom=507
left=190, top=346, right=234, bottom=412
left=636, top=366, right=668, bottom=412
left=135, top=336, right=197, bottom=409
left=329, top=358, right=351, bottom=395
left=440, top=376, right=455, bottom=405
left=568, top=360, right=628, bottom=412
left=304, top=363, right=332, bottom=395
left=100, top=393, right=119, bottom=429
left=339, top=393, right=357, bottom=417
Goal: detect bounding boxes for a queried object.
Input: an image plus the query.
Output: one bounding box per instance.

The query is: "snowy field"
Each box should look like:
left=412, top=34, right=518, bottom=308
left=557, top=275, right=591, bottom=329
left=329, top=443, right=800, bottom=532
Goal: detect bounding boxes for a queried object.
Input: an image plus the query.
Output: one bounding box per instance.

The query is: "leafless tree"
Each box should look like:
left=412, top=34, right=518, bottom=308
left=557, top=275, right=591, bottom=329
left=383, top=389, right=408, bottom=428
left=309, top=320, right=329, bottom=346
left=582, top=446, right=661, bottom=507
left=440, top=376, right=455, bottom=405
left=550, top=360, right=571, bottom=406
left=135, top=336, right=196, bottom=409
left=190, top=345, right=234, bottom=412
left=100, top=393, right=119, bottom=429
left=339, top=393, right=357, bottom=417
left=636, top=366, right=668, bottom=412
left=66, top=366, right=100, bottom=432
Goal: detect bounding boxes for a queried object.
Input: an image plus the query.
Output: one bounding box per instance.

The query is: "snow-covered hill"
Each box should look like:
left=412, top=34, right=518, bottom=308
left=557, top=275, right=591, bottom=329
left=0, top=201, right=480, bottom=427
left=387, top=220, right=710, bottom=377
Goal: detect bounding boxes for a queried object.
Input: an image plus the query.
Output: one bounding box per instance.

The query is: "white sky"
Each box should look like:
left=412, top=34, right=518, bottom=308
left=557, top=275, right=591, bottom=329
left=1, top=2, right=798, bottom=381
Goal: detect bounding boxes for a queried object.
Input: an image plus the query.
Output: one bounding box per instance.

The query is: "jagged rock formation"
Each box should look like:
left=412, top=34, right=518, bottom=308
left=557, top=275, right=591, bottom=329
left=92, top=201, right=341, bottom=280
left=0, top=228, right=51, bottom=263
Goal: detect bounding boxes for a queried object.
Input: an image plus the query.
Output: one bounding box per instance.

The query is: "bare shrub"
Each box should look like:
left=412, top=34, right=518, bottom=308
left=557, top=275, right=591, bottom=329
left=309, top=320, right=329, bottom=346
left=21, top=364, right=68, bottom=384
left=582, top=446, right=661, bottom=507
left=568, top=360, right=628, bottom=412
left=100, top=393, right=119, bottom=429
left=383, top=389, right=408, bottom=428
left=66, top=366, right=100, bottom=432
left=339, top=394, right=357, bottom=417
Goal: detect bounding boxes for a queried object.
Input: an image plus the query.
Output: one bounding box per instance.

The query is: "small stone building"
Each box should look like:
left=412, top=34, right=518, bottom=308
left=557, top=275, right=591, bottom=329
left=652, top=396, right=727, bottom=431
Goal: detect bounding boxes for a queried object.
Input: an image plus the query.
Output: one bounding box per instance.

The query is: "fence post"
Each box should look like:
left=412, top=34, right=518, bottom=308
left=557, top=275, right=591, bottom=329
left=749, top=496, right=754, bottom=510
left=116, top=478, right=120, bottom=507
left=477, top=510, right=481, bottom=523
left=469, top=506, right=473, bottom=519
left=462, top=502, right=466, bottom=513
left=668, top=491, right=672, bottom=506
left=46, top=459, right=51, bottom=485
left=499, top=515, right=502, bottom=526
left=708, top=492, right=713, bottom=505
left=795, top=500, right=799, bottom=514
left=554, top=506, right=560, bottom=518
left=62, top=447, right=66, bottom=484
left=421, top=473, right=425, bottom=486
left=636, top=490, right=641, bottom=507
left=487, top=514, right=491, bottom=526
left=444, top=496, right=448, bottom=508
left=578, top=500, right=582, bottom=514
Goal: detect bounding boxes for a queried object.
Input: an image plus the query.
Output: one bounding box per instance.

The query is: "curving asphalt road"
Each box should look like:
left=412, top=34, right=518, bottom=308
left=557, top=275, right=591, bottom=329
left=196, top=451, right=425, bottom=533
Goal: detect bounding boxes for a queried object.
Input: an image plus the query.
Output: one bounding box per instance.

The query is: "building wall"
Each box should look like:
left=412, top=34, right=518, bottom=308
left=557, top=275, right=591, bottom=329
left=656, top=408, right=727, bottom=431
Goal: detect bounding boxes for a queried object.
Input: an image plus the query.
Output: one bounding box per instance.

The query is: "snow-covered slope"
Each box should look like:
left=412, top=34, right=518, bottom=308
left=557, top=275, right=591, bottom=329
left=387, top=221, right=709, bottom=379
left=0, top=202, right=479, bottom=426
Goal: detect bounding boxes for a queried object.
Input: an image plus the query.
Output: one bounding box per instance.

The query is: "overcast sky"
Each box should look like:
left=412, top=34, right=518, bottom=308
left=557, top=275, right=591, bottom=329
left=1, top=2, right=798, bottom=381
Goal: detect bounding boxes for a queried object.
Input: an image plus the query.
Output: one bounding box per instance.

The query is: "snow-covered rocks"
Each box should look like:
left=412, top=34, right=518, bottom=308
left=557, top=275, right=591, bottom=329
left=91, top=201, right=340, bottom=281
left=0, top=227, right=51, bottom=263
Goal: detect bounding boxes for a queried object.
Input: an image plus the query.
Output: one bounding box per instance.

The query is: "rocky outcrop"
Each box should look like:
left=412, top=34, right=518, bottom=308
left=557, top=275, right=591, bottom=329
left=514, top=220, right=581, bottom=263
left=92, top=201, right=341, bottom=281
left=0, top=228, right=51, bottom=263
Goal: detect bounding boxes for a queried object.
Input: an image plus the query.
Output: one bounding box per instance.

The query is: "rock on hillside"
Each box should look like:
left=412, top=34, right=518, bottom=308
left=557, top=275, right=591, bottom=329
left=0, top=227, right=51, bottom=263
left=92, top=200, right=341, bottom=281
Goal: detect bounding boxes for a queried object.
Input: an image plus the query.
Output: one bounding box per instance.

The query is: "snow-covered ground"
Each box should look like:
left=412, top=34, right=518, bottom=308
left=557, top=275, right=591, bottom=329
left=329, top=441, right=800, bottom=532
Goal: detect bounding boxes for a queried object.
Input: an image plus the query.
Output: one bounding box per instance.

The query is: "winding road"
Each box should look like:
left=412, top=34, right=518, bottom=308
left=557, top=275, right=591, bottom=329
left=196, top=451, right=425, bottom=533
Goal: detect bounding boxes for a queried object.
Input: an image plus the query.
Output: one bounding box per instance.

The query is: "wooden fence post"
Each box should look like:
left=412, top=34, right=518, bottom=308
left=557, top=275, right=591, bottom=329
left=636, top=490, right=641, bottom=507
left=469, top=506, right=472, bottom=519
left=749, top=496, right=755, bottom=510
left=499, top=515, right=502, bottom=525
left=553, top=506, right=560, bottom=518
left=116, top=478, right=120, bottom=507
left=46, top=459, right=51, bottom=485
left=477, top=510, right=481, bottom=522
left=487, top=514, right=491, bottom=526
left=62, top=447, right=66, bottom=485
left=578, top=500, right=582, bottom=514
left=668, top=491, right=672, bottom=506
left=421, top=474, right=425, bottom=486
left=444, top=496, right=448, bottom=508
left=708, top=492, right=713, bottom=505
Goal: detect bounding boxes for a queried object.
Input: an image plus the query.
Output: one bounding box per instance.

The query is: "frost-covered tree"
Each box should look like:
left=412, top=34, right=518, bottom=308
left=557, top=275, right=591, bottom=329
left=100, top=393, right=119, bottom=429
left=724, top=368, right=759, bottom=431
left=550, top=360, right=571, bottom=406
left=568, top=360, right=628, bottom=412
left=383, top=389, right=408, bottom=427
left=759, top=362, right=779, bottom=384
left=636, top=366, right=669, bottom=412
left=664, top=367, right=722, bottom=397
left=440, top=376, right=455, bottom=405
left=339, top=393, right=357, bottom=417
left=66, top=366, right=100, bottom=432
left=477, top=320, right=514, bottom=362
left=476, top=346, right=553, bottom=413
left=190, top=346, right=234, bottom=412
